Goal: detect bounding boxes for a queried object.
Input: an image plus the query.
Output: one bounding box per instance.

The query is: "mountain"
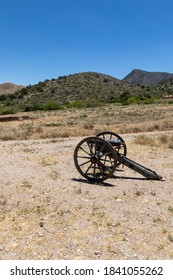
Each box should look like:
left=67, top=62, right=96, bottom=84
left=0, top=82, right=24, bottom=95
left=123, top=69, right=173, bottom=86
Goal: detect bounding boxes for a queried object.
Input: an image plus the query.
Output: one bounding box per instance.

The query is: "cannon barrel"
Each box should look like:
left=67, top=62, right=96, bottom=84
left=117, top=154, right=162, bottom=180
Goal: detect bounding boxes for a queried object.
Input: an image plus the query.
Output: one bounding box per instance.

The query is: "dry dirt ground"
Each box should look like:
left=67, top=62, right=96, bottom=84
left=0, top=132, right=173, bottom=260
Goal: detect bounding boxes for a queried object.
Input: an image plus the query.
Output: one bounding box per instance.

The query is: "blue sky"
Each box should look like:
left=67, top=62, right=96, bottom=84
left=1, top=0, right=173, bottom=85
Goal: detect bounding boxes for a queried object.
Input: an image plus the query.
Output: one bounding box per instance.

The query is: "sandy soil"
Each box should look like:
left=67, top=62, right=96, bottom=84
left=0, top=133, right=173, bottom=260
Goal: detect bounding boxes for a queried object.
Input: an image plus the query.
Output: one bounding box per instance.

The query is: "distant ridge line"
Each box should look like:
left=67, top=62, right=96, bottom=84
left=123, top=69, right=173, bottom=86
left=1, top=69, right=173, bottom=94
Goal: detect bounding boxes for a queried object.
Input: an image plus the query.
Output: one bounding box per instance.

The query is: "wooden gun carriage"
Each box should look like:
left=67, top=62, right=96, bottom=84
left=74, top=131, right=162, bottom=182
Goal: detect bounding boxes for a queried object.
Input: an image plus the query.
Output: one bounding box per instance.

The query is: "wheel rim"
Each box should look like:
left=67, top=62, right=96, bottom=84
left=74, top=137, right=117, bottom=182
left=96, top=131, right=127, bottom=165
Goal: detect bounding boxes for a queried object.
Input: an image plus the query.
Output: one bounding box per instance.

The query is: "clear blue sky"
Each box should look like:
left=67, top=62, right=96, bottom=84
left=1, top=0, right=173, bottom=85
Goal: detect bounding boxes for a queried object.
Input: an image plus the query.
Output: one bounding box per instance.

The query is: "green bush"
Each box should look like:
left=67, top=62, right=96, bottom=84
left=0, top=106, right=18, bottom=115
left=119, top=91, right=131, bottom=105
left=43, top=101, right=62, bottom=111
left=22, top=102, right=43, bottom=112
left=67, top=100, right=83, bottom=108
left=127, top=95, right=141, bottom=104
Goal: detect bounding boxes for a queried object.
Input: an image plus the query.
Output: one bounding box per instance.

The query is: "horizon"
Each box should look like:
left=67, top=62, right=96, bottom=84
left=1, top=0, right=173, bottom=86
left=1, top=68, right=173, bottom=87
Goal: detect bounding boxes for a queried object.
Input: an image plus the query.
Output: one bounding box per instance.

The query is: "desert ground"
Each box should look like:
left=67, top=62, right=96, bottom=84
left=0, top=103, right=173, bottom=260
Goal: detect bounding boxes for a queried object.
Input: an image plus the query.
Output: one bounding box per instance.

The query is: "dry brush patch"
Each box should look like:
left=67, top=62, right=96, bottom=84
left=0, top=103, right=173, bottom=140
left=134, top=133, right=173, bottom=149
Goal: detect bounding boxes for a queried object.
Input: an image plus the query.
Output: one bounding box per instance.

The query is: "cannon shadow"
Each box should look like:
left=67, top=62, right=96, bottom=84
left=72, top=178, right=115, bottom=187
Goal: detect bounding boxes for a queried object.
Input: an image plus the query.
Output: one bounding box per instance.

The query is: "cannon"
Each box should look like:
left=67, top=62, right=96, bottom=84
left=74, top=131, right=162, bottom=182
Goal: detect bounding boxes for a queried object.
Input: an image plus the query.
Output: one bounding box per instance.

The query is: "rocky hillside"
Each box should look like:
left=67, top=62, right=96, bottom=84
left=0, top=71, right=173, bottom=114
left=123, top=69, right=173, bottom=86
left=27, top=71, right=124, bottom=101
left=0, top=82, right=24, bottom=95
left=15, top=72, right=127, bottom=109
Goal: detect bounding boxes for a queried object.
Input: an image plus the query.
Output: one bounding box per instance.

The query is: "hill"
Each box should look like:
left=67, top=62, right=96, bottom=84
left=123, top=69, right=173, bottom=86
left=0, top=82, right=24, bottom=95
left=10, top=72, right=127, bottom=111
left=27, top=71, right=124, bottom=102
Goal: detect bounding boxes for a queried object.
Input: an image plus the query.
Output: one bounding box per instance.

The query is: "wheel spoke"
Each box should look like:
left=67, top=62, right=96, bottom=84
left=99, top=161, right=111, bottom=172
left=97, top=162, right=105, bottom=179
left=79, top=146, right=91, bottom=156
left=99, top=157, right=114, bottom=164
left=87, top=140, right=95, bottom=155
left=97, top=143, right=106, bottom=154
left=85, top=162, right=94, bottom=174
left=77, top=155, right=91, bottom=159
left=79, top=159, right=91, bottom=167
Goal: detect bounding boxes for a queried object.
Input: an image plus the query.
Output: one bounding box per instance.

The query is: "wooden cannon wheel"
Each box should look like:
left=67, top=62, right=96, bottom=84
left=96, top=131, right=127, bottom=166
left=74, top=136, right=117, bottom=182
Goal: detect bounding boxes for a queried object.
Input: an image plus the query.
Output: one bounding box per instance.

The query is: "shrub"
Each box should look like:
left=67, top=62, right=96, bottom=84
left=67, top=100, right=83, bottom=108
left=83, top=98, right=99, bottom=108
left=83, top=121, right=94, bottom=129
left=22, top=102, right=43, bottom=112
left=0, top=106, right=18, bottom=115
left=119, top=91, right=131, bottom=105
left=127, top=96, right=141, bottom=104
left=43, top=101, right=62, bottom=111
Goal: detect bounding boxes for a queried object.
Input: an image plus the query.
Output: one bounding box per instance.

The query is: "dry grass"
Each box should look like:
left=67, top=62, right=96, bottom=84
left=134, top=133, right=173, bottom=149
left=0, top=103, right=173, bottom=141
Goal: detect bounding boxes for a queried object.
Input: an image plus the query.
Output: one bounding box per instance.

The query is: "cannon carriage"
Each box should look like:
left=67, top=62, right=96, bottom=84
left=74, top=131, right=162, bottom=182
